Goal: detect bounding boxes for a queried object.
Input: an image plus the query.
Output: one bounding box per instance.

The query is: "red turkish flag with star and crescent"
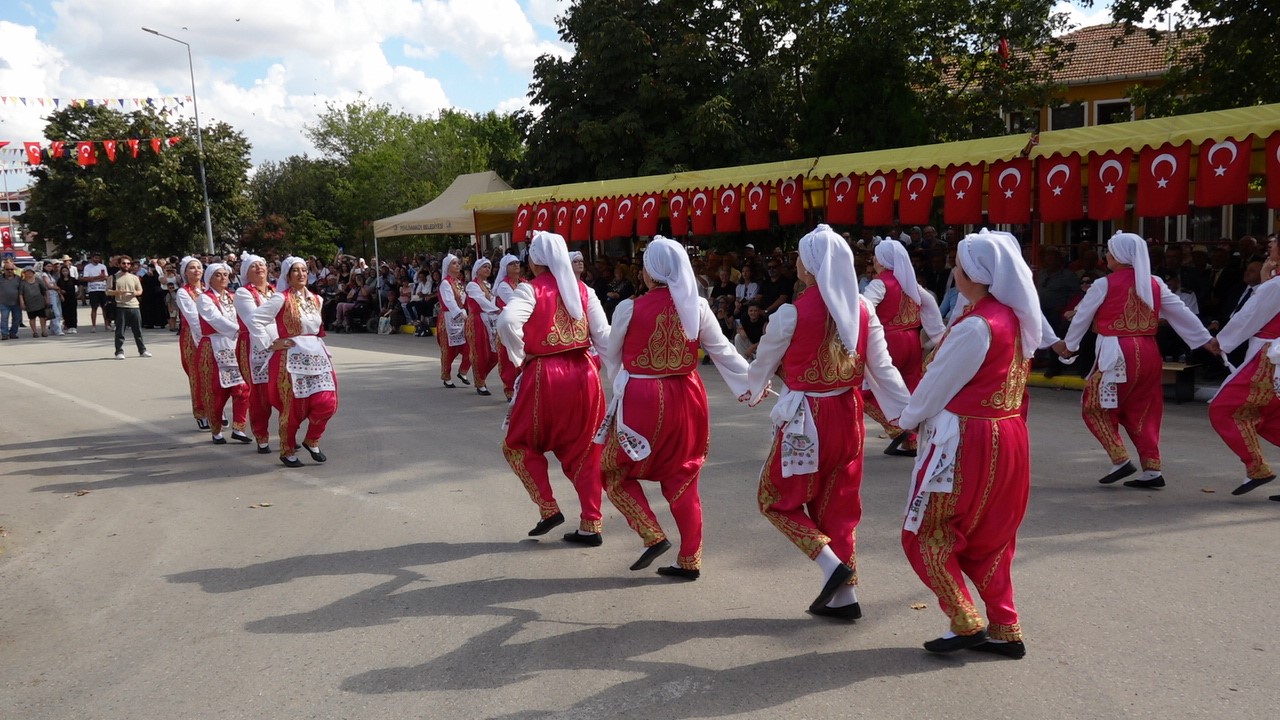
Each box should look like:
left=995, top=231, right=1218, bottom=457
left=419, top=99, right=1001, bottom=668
left=1137, top=142, right=1191, bottom=217
left=76, top=141, right=96, bottom=166
left=689, top=189, right=715, bottom=236
left=1037, top=153, right=1084, bottom=223
left=636, top=194, right=661, bottom=237
left=554, top=203, right=571, bottom=235
left=1087, top=150, right=1130, bottom=220
left=825, top=174, right=859, bottom=225
left=667, top=193, right=689, bottom=237
left=1195, top=137, right=1252, bottom=208
left=24, top=142, right=42, bottom=166
left=592, top=198, right=613, bottom=241
left=987, top=158, right=1032, bottom=224
left=512, top=205, right=532, bottom=242
left=50, top=141, right=66, bottom=159
left=569, top=201, right=592, bottom=243
left=531, top=203, right=553, bottom=233
left=715, top=186, right=742, bottom=233
left=128, top=138, right=140, bottom=158
left=776, top=176, right=805, bottom=226
left=897, top=167, right=939, bottom=225
left=1267, top=133, right=1280, bottom=209
left=611, top=195, right=638, bottom=239
left=103, top=140, right=117, bottom=162
left=1, top=226, right=12, bottom=250
left=943, top=163, right=984, bottom=225
left=151, top=138, right=163, bottom=154
left=745, top=182, right=772, bottom=231
left=862, top=171, right=896, bottom=226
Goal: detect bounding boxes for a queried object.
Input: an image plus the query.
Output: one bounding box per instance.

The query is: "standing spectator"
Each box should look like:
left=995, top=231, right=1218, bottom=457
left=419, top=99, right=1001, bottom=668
left=18, top=268, right=50, bottom=338
left=56, top=265, right=79, bottom=333
left=140, top=260, right=167, bottom=329
left=82, top=252, right=110, bottom=332
left=40, top=262, right=64, bottom=335
left=108, top=256, right=150, bottom=359
left=0, top=263, right=21, bottom=340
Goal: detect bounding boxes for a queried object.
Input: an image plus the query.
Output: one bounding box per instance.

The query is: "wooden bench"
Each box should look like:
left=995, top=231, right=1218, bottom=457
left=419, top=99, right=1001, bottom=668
left=1161, top=362, right=1199, bottom=404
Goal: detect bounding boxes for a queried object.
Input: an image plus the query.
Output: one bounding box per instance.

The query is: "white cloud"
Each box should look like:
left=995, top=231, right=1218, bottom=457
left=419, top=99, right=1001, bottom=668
left=1054, top=1, right=1191, bottom=32
left=525, top=0, right=569, bottom=28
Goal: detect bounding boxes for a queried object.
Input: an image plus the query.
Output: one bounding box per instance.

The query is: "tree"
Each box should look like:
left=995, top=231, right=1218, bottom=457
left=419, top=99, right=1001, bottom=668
left=20, top=104, right=253, bottom=258
left=1105, top=0, right=1279, bottom=116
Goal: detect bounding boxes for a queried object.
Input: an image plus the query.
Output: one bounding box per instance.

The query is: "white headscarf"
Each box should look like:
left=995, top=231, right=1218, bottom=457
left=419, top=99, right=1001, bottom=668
left=529, top=231, right=583, bottom=320
left=957, top=232, right=1041, bottom=353
left=494, top=254, right=520, bottom=285
left=277, top=256, right=306, bottom=292
left=471, top=257, right=492, bottom=283
left=203, top=262, right=230, bottom=288
left=239, top=253, right=266, bottom=289
left=874, top=239, right=921, bottom=303
left=179, top=256, right=202, bottom=287
left=442, top=254, right=461, bottom=282
left=569, top=250, right=584, bottom=263
left=1108, top=231, right=1154, bottom=310
left=798, top=224, right=861, bottom=352
left=643, top=236, right=700, bottom=340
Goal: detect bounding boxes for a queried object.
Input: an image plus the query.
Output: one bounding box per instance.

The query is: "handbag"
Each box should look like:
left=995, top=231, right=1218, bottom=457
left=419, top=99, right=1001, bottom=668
left=377, top=316, right=392, bottom=335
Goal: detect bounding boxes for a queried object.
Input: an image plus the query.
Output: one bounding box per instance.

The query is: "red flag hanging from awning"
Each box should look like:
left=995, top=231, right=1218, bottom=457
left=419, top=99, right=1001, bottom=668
left=745, top=182, right=772, bottom=231
left=715, top=185, right=742, bottom=233
left=1136, top=142, right=1191, bottom=217
left=863, top=171, right=895, bottom=226
left=512, top=205, right=532, bottom=242
left=1267, top=133, right=1280, bottom=210
left=532, top=203, right=553, bottom=232
left=1194, top=137, right=1252, bottom=208
left=897, top=168, right=938, bottom=225
left=569, top=201, right=592, bottom=242
left=776, top=176, right=805, bottom=226
left=1087, top=150, right=1130, bottom=220
left=825, top=174, right=858, bottom=225
left=689, top=189, right=715, bottom=236
left=1038, top=154, right=1084, bottom=223
left=667, top=192, right=689, bottom=237
left=592, top=198, right=613, bottom=241
left=612, top=195, right=638, bottom=239
left=554, top=203, right=571, bottom=235
left=636, top=193, right=661, bottom=237
left=943, top=163, right=983, bottom=225
left=987, top=158, right=1032, bottom=224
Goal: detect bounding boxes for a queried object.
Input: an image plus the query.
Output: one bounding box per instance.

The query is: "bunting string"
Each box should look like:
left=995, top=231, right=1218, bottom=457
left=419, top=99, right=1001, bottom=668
left=0, top=96, right=193, bottom=110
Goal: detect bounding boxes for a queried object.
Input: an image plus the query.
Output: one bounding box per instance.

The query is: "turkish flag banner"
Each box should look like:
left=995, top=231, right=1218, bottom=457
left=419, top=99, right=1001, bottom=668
left=1, top=226, right=12, bottom=249
left=76, top=141, right=96, bottom=166
left=1037, top=153, right=1084, bottom=223
left=611, top=196, right=638, bottom=239
left=23, top=142, right=42, bottom=166
left=988, top=158, right=1032, bottom=224
left=636, top=194, right=661, bottom=237
left=103, top=140, right=117, bottom=162
left=667, top=193, right=689, bottom=237
left=943, top=163, right=983, bottom=224
left=898, top=168, right=939, bottom=225
left=1137, top=142, right=1191, bottom=217
left=1267, top=133, right=1280, bottom=210
left=690, top=189, right=715, bottom=236
left=776, top=176, right=805, bottom=226
left=1195, top=137, right=1252, bottom=208
left=1087, top=150, right=1130, bottom=220
left=532, top=203, right=553, bottom=232
left=512, top=205, right=532, bottom=242
left=715, top=186, right=742, bottom=233
left=592, top=198, right=613, bottom=241
left=745, top=182, right=772, bottom=231
left=50, top=141, right=65, bottom=159
left=168, top=136, right=181, bottom=147
left=570, top=201, right=592, bottom=243
left=863, top=171, right=896, bottom=226
left=554, top=203, right=571, bottom=234
left=825, top=174, right=859, bottom=225
left=151, top=138, right=162, bottom=154
left=128, top=138, right=140, bottom=158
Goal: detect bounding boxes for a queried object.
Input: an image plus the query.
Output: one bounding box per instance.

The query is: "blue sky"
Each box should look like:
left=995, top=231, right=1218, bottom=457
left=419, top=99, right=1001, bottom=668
left=0, top=1, right=1120, bottom=182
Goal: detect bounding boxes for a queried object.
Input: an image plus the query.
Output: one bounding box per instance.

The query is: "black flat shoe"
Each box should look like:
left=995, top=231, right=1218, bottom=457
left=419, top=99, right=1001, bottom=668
left=811, top=564, right=853, bottom=611
left=562, top=531, right=603, bottom=547
left=211, top=436, right=227, bottom=445
left=280, top=456, right=304, bottom=468
left=1232, top=476, right=1275, bottom=496
left=1123, top=476, right=1165, bottom=489
left=476, top=387, right=492, bottom=396
left=303, top=445, right=327, bottom=463
left=528, top=512, right=565, bottom=536
left=230, top=431, right=252, bottom=443
left=808, top=602, right=862, bottom=622
left=1099, top=461, right=1137, bottom=484
left=883, top=434, right=917, bottom=457
left=196, top=418, right=210, bottom=430
left=656, top=565, right=700, bottom=581
left=257, top=444, right=272, bottom=455
left=924, top=629, right=988, bottom=653
left=443, top=380, right=456, bottom=388
left=630, top=539, right=671, bottom=570
left=457, top=373, right=471, bottom=386
left=968, top=640, right=1026, bottom=659
left=1269, top=495, right=1280, bottom=502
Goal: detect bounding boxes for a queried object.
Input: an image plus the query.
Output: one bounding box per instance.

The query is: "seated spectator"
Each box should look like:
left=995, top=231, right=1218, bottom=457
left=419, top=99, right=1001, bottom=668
left=734, top=302, right=768, bottom=361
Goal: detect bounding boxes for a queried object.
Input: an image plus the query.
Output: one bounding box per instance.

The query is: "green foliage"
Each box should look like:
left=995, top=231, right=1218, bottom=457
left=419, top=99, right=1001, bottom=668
left=19, top=104, right=253, bottom=258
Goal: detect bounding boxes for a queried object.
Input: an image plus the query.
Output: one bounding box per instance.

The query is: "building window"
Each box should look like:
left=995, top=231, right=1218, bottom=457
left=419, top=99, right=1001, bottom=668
left=1095, top=100, right=1133, bottom=125
left=1050, top=104, right=1085, bottom=130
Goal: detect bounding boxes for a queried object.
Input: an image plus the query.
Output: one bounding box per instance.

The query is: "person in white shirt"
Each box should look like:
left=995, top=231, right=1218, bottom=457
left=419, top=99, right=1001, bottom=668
left=81, top=253, right=110, bottom=332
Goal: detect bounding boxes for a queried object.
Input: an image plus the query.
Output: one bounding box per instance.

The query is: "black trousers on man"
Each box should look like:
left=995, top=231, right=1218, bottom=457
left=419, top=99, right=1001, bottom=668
left=115, top=307, right=148, bottom=355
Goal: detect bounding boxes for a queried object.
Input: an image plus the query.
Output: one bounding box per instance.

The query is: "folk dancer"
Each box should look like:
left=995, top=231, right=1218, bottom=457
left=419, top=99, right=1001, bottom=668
left=465, top=258, right=501, bottom=396
left=197, top=263, right=251, bottom=444
left=1053, top=232, right=1214, bottom=488
left=862, top=240, right=945, bottom=456
left=597, top=237, right=750, bottom=580
left=493, top=254, right=523, bottom=399
left=234, top=254, right=278, bottom=454
left=251, top=256, right=339, bottom=468
left=175, top=256, right=210, bottom=429
left=898, top=230, right=1040, bottom=658
left=437, top=254, right=471, bottom=388
left=742, top=225, right=910, bottom=620
left=498, top=232, right=611, bottom=545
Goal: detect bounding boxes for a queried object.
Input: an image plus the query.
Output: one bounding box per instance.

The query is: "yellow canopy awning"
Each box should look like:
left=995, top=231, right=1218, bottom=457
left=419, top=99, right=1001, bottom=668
left=1032, top=103, right=1280, bottom=159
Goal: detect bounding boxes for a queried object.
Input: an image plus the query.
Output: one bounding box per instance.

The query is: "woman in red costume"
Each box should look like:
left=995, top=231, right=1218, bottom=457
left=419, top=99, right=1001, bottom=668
left=174, top=256, right=209, bottom=429
left=597, top=236, right=750, bottom=580
left=196, top=262, right=251, bottom=445
left=742, top=225, right=910, bottom=620
left=437, top=253, right=471, bottom=388
left=251, top=256, right=338, bottom=468
left=898, top=229, right=1042, bottom=658
left=465, top=257, right=500, bottom=396
left=234, top=254, right=277, bottom=454
left=493, top=254, right=523, bottom=399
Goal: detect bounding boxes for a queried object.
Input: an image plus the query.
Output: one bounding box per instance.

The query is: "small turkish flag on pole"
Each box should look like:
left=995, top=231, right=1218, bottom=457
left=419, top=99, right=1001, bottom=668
left=76, top=141, right=97, bottom=166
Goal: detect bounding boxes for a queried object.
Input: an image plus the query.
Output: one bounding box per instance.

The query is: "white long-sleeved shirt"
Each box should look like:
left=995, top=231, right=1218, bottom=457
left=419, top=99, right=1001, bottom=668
left=465, top=281, right=500, bottom=313
left=1217, top=277, right=1280, bottom=354
left=862, top=278, right=946, bottom=344
left=176, top=285, right=205, bottom=343
left=899, top=315, right=990, bottom=430
left=497, top=280, right=610, bottom=367
left=439, top=279, right=466, bottom=320
left=1063, top=275, right=1211, bottom=352
left=495, top=279, right=518, bottom=306
left=603, top=297, right=750, bottom=398
left=197, top=289, right=240, bottom=338
left=249, top=291, right=322, bottom=352
left=234, top=286, right=278, bottom=341
left=745, top=297, right=911, bottom=417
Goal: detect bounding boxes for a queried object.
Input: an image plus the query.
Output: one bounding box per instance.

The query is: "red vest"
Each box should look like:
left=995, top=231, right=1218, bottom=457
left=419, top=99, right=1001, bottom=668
left=523, top=272, right=591, bottom=357
left=780, top=287, right=867, bottom=393
left=1093, top=268, right=1160, bottom=337
left=945, top=297, right=1029, bottom=419
left=465, top=281, right=493, bottom=315
left=622, top=288, right=699, bottom=375
left=275, top=288, right=324, bottom=339
left=876, top=272, right=921, bottom=332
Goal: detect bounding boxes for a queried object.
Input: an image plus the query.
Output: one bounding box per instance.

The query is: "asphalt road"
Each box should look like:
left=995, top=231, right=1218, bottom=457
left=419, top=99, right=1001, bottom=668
left=1, top=314, right=1276, bottom=720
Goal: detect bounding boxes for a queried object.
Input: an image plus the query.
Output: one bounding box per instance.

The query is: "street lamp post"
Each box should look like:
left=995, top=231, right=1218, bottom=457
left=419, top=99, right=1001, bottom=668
left=142, top=27, right=216, bottom=255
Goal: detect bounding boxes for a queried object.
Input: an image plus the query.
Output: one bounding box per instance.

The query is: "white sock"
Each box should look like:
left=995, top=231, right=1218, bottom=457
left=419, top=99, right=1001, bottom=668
left=212, top=434, right=223, bottom=441
left=577, top=529, right=595, bottom=536
left=828, top=585, right=858, bottom=608
left=985, top=638, right=1009, bottom=644
left=258, top=443, right=270, bottom=450
left=1139, top=470, right=1162, bottom=480
left=940, top=630, right=957, bottom=640
left=284, top=455, right=298, bottom=462
left=1112, top=460, right=1130, bottom=472
left=816, top=546, right=842, bottom=580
